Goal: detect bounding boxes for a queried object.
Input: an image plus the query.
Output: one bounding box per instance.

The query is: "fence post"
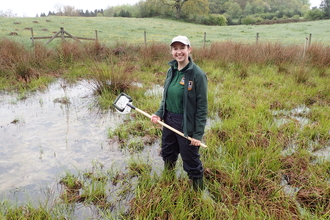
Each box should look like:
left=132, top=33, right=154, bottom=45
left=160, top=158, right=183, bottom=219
left=31, top=28, right=34, bottom=47
left=303, top=37, right=309, bottom=58
left=60, top=27, right=65, bottom=41
left=144, top=31, right=147, bottom=47
left=256, top=33, right=259, bottom=45
left=95, top=30, right=98, bottom=42
left=308, top=33, right=312, bottom=47
left=203, top=32, right=206, bottom=48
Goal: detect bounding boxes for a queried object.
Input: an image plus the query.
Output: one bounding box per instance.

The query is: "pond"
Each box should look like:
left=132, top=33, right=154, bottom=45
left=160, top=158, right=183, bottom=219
left=0, top=79, right=162, bottom=206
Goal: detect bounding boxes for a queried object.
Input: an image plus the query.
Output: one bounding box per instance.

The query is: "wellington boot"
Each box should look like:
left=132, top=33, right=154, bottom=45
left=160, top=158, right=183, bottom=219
left=164, top=160, right=176, bottom=171
left=192, top=177, right=205, bottom=191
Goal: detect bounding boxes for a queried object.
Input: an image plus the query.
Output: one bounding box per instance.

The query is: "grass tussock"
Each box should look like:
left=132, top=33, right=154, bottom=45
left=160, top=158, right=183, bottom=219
left=1, top=37, right=330, bottom=219
left=109, top=117, right=162, bottom=152
left=129, top=178, right=226, bottom=219
left=88, top=62, right=137, bottom=95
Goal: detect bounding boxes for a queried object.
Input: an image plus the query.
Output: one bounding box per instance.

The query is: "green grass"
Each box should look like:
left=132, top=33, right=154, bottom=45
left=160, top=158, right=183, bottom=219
left=1, top=17, right=330, bottom=47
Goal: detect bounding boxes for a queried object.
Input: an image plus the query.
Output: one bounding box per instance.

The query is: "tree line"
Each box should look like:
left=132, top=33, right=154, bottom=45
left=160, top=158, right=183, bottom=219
left=2, top=0, right=329, bottom=25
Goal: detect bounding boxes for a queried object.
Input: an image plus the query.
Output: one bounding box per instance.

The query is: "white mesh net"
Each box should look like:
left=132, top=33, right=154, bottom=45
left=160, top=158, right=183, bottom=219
left=114, top=94, right=132, bottom=114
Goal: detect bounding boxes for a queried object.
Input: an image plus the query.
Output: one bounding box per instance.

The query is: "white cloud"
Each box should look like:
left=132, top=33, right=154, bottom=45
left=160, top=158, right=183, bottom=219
left=1, top=0, right=140, bottom=17
left=310, top=0, right=322, bottom=7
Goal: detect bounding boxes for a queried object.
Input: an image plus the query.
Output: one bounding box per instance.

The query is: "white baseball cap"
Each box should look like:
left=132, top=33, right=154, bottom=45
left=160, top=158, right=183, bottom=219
left=170, top=35, right=191, bottom=46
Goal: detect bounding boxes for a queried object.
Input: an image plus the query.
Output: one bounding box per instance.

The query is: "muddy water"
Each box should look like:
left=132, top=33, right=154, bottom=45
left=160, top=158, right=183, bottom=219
left=0, top=79, right=161, bottom=203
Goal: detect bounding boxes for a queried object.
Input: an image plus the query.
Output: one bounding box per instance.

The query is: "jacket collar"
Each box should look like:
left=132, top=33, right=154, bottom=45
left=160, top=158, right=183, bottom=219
left=168, top=57, right=193, bottom=71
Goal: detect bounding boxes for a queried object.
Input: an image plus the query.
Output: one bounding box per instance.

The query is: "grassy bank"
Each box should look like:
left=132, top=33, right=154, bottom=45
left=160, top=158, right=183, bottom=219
left=0, top=36, right=330, bottom=219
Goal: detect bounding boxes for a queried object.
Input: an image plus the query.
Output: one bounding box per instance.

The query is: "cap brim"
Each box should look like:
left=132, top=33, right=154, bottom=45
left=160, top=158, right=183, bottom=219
left=170, top=41, right=189, bottom=46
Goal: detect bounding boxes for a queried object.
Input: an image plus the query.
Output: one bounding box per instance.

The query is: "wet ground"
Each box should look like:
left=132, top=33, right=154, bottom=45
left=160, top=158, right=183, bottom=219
left=1, top=79, right=329, bottom=218
left=0, top=79, right=161, bottom=203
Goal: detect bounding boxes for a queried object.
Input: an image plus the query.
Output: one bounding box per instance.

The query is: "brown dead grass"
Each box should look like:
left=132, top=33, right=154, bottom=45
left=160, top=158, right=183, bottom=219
left=194, top=41, right=330, bottom=69
left=281, top=155, right=311, bottom=187
left=194, top=42, right=302, bottom=66
left=281, top=154, right=330, bottom=214
left=1, top=38, right=329, bottom=89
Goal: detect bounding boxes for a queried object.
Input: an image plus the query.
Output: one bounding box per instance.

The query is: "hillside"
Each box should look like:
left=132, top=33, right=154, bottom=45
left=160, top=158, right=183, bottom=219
left=1, top=16, right=329, bottom=47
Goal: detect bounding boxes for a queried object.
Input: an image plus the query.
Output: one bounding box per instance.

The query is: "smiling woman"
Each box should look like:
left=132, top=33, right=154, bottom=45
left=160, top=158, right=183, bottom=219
left=150, top=35, right=209, bottom=191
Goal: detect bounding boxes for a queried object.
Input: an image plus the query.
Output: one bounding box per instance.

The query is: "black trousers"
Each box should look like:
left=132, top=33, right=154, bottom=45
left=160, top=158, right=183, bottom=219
left=161, top=111, right=203, bottom=179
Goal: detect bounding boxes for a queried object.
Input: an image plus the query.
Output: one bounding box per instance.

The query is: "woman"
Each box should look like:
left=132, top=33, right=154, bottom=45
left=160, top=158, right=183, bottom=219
left=151, top=35, right=208, bottom=191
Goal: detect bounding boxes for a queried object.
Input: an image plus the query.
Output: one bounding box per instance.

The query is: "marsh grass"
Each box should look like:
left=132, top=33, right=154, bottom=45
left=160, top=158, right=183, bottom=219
left=0, top=202, right=52, bottom=219
left=88, top=62, right=136, bottom=95
left=130, top=176, right=222, bottom=219
left=109, top=117, right=161, bottom=152
left=56, top=160, right=152, bottom=217
left=1, top=35, right=330, bottom=219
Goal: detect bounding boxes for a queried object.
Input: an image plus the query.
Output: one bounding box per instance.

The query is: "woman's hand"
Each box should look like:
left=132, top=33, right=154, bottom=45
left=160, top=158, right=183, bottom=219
left=190, top=138, right=201, bottom=146
left=151, top=114, right=161, bottom=124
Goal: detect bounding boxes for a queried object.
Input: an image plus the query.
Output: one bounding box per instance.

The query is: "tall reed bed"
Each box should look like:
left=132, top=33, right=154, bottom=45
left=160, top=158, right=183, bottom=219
left=0, top=38, right=330, bottom=219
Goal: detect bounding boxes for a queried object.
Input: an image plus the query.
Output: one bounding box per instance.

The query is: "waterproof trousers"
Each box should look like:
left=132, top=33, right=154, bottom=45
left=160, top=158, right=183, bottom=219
left=161, top=111, right=204, bottom=180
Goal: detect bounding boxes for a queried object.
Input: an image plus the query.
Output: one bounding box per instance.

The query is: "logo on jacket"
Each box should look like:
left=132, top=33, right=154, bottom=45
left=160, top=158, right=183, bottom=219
left=188, top=81, right=193, bottom=90
left=180, top=77, right=185, bottom=85
left=180, top=77, right=193, bottom=90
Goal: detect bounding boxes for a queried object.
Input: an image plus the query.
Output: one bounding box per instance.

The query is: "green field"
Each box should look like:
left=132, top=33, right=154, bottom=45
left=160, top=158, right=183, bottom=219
left=1, top=16, right=330, bottom=47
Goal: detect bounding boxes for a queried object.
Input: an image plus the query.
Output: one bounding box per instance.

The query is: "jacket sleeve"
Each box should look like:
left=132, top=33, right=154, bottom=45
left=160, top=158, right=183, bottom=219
left=192, top=72, right=208, bottom=140
left=154, top=98, right=165, bottom=119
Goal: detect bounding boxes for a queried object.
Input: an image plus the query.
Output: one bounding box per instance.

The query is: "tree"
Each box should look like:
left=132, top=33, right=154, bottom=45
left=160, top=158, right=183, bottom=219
left=244, top=2, right=253, bottom=15
left=47, top=11, right=56, bottom=16
left=133, top=0, right=162, bottom=17
left=225, top=2, right=243, bottom=18
left=118, top=9, right=132, bottom=17
left=63, top=5, right=79, bottom=16
left=54, top=3, right=64, bottom=16
left=304, top=7, right=324, bottom=19
left=235, top=0, right=249, bottom=9
left=251, top=0, right=269, bottom=14
left=320, top=0, right=330, bottom=18
left=209, top=0, right=228, bottom=13
left=181, top=0, right=209, bottom=17
left=160, top=0, right=189, bottom=18
left=0, top=9, right=17, bottom=17
left=218, top=14, right=228, bottom=25
left=209, top=0, right=226, bottom=14
left=242, top=15, right=255, bottom=24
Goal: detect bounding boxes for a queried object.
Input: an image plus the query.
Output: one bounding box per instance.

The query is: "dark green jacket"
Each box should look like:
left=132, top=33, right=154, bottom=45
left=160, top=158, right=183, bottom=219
left=155, top=58, right=208, bottom=140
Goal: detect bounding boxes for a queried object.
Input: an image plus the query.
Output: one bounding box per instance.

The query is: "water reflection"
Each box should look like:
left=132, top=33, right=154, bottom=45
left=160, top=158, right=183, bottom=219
left=0, top=79, right=130, bottom=200
left=272, top=105, right=310, bottom=128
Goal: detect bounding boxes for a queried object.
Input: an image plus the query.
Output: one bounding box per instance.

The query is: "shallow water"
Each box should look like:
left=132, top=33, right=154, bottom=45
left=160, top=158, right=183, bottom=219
left=2, top=79, right=329, bottom=217
left=0, top=79, right=161, bottom=204
left=273, top=105, right=330, bottom=159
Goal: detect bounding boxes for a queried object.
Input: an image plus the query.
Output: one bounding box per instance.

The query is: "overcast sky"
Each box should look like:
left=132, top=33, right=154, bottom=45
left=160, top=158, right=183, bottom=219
left=1, top=0, right=141, bottom=17
left=1, top=0, right=323, bottom=17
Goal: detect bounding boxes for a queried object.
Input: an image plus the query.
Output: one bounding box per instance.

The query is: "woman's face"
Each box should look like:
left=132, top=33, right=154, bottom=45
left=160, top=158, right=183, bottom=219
left=171, top=42, right=191, bottom=64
